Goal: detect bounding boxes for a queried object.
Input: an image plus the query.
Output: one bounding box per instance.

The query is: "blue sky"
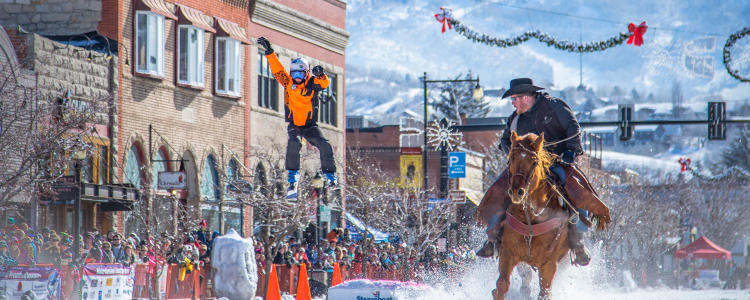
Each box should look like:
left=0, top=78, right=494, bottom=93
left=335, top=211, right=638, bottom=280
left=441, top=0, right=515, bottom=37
left=345, top=0, right=750, bottom=102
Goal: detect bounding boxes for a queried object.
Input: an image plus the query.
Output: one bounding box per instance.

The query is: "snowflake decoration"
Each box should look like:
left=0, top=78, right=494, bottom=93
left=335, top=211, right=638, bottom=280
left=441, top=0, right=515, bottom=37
left=426, top=119, right=463, bottom=151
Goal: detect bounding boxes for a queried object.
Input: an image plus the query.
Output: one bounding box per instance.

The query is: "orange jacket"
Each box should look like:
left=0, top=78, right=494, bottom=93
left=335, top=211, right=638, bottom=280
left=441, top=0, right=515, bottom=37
left=266, top=53, right=330, bottom=127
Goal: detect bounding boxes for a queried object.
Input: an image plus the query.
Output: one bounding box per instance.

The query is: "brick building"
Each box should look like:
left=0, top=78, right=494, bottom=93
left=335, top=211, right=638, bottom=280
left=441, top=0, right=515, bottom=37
left=347, top=123, right=487, bottom=206
left=1, top=0, right=348, bottom=237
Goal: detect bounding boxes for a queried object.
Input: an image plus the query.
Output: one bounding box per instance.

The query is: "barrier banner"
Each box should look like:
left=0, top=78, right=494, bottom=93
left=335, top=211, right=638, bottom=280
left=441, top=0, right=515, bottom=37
left=81, top=264, right=134, bottom=300
left=0, top=265, right=61, bottom=299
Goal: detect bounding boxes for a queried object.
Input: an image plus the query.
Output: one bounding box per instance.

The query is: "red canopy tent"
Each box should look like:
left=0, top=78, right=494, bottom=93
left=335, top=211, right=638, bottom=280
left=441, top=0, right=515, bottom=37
left=674, top=236, right=731, bottom=260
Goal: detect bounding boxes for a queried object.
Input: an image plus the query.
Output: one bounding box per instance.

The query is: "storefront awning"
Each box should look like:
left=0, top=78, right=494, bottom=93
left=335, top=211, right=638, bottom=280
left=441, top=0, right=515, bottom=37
left=215, top=17, right=250, bottom=44
left=176, top=4, right=216, bottom=33
left=136, top=0, right=177, bottom=20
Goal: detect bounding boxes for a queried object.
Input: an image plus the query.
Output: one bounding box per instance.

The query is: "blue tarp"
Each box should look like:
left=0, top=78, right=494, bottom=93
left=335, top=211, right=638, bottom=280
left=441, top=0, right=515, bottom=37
left=345, top=212, right=389, bottom=242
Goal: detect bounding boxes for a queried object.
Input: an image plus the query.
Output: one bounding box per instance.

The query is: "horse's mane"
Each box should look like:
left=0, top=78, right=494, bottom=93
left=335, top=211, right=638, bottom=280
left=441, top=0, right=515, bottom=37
left=511, top=134, right=555, bottom=181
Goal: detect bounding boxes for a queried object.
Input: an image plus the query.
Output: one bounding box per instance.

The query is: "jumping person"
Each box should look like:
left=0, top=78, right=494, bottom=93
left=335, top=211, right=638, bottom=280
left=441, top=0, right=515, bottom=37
left=476, top=78, right=595, bottom=266
left=256, top=37, right=337, bottom=200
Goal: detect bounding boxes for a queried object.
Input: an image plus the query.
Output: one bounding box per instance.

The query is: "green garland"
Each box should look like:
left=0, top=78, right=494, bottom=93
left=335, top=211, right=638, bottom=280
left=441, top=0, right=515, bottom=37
left=723, top=26, right=750, bottom=83
left=448, top=19, right=630, bottom=53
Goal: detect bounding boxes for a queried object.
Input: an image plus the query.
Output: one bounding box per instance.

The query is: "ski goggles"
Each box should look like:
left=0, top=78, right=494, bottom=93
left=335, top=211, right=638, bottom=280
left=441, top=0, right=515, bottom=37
left=291, top=70, right=306, bottom=80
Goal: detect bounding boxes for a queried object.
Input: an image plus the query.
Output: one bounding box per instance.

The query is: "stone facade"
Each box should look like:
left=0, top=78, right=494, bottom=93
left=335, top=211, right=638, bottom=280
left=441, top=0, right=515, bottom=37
left=3, top=26, right=118, bottom=232
left=0, top=0, right=102, bottom=35
left=29, top=34, right=116, bottom=102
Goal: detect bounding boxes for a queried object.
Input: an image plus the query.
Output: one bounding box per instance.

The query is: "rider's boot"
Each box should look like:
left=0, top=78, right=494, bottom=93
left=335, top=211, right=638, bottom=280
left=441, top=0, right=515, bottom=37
left=477, top=213, right=505, bottom=258
left=568, top=222, right=590, bottom=266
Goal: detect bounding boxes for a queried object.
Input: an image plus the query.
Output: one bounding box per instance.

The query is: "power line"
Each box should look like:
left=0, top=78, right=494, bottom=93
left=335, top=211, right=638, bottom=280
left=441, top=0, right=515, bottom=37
left=497, top=3, right=726, bottom=37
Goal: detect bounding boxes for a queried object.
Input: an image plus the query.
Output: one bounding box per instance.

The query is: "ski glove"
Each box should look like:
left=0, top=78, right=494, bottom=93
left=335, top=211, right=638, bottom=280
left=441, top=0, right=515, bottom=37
left=257, top=37, right=274, bottom=55
left=312, top=65, right=325, bottom=77
left=561, top=150, right=576, bottom=165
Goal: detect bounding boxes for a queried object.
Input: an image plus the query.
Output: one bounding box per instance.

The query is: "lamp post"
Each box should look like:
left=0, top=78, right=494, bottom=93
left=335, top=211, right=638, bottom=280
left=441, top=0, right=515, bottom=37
left=311, top=172, right=325, bottom=245
left=72, top=150, right=87, bottom=265
left=421, top=72, right=483, bottom=193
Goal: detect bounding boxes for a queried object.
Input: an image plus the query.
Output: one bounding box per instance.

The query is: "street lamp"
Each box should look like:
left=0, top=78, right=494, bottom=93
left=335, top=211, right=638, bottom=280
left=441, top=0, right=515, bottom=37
left=421, top=72, right=482, bottom=193
left=311, top=172, right=325, bottom=245
left=71, top=150, right=87, bottom=265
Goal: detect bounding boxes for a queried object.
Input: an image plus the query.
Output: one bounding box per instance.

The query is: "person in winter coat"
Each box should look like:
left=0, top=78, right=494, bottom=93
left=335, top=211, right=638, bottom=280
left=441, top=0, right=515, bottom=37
left=256, top=37, right=338, bottom=199
left=100, top=241, right=115, bottom=263
left=475, top=78, right=604, bottom=267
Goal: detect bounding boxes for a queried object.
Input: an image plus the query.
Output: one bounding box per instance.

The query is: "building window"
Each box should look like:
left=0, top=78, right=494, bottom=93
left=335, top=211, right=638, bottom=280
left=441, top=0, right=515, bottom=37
left=81, top=144, right=110, bottom=184
left=257, top=52, right=278, bottom=110
left=178, top=25, right=204, bottom=86
left=151, top=148, right=169, bottom=189
left=216, top=38, right=242, bottom=96
left=124, top=144, right=144, bottom=189
left=135, top=11, right=164, bottom=76
left=319, top=73, right=337, bottom=126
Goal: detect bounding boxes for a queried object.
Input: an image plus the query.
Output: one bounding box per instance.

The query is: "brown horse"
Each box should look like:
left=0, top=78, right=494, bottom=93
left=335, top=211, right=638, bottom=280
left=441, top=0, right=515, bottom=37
left=490, top=132, right=579, bottom=300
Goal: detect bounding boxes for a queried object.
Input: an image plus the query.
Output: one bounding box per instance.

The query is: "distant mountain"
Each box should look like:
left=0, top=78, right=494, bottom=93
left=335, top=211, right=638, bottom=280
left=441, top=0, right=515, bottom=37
left=344, top=0, right=750, bottom=125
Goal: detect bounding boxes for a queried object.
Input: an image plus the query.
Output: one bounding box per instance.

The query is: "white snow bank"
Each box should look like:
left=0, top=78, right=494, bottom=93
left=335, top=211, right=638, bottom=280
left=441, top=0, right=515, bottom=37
left=211, top=229, right=257, bottom=300
left=327, top=279, right=431, bottom=300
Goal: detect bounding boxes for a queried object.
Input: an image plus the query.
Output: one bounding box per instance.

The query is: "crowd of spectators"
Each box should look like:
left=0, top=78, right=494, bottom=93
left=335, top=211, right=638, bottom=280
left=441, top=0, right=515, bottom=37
left=0, top=217, right=478, bottom=284
left=254, top=227, right=478, bottom=280
left=0, top=217, right=218, bottom=272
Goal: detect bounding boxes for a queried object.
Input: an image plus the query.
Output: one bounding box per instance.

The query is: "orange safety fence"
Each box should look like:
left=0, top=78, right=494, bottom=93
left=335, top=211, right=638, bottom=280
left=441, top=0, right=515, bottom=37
left=163, top=263, right=212, bottom=299
left=8, top=261, right=429, bottom=299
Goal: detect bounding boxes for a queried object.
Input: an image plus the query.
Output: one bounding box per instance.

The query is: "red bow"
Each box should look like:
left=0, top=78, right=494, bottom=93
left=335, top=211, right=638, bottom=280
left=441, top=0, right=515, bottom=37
left=434, top=7, right=452, bottom=33
left=678, top=157, right=691, bottom=172
left=627, top=21, right=648, bottom=46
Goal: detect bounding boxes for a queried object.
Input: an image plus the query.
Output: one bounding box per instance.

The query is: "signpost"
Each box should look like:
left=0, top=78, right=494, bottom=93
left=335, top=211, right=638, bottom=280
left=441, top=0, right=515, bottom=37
left=448, top=152, right=466, bottom=178
left=157, top=171, right=187, bottom=190
left=449, top=190, right=466, bottom=204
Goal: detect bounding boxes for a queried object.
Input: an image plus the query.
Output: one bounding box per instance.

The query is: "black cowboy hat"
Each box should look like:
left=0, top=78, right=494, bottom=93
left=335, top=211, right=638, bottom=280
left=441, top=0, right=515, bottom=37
left=501, top=78, right=544, bottom=98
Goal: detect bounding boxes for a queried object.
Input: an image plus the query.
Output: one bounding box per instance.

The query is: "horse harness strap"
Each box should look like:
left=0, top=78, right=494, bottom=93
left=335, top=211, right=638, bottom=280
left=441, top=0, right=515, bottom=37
left=504, top=213, right=566, bottom=237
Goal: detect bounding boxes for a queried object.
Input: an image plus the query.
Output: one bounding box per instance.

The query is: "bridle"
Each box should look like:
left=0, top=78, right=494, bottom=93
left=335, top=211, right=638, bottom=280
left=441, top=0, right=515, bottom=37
left=508, top=142, right=556, bottom=262
left=508, top=144, right=549, bottom=217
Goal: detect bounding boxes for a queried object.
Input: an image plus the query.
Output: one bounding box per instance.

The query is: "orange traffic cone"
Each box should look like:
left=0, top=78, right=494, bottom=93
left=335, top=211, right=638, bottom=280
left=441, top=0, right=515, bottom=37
left=296, top=263, right=312, bottom=300
left=331, top=262, right=343, bottom=287
left=266, top=265, right=282, bottom=300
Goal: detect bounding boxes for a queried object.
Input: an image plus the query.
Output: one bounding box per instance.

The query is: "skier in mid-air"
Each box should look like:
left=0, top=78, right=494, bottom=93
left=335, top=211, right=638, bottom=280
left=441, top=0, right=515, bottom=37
left=257, top=37, right=337, bottom=200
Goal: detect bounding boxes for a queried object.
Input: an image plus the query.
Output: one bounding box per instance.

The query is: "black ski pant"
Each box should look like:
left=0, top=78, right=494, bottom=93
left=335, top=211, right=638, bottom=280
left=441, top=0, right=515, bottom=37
left=286, top=123, right=336, bottom=173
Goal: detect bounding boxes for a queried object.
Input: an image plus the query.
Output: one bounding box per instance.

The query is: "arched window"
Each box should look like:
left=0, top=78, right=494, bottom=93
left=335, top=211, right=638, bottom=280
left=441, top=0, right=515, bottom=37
left=200, top=155, right=220, bottom=231
left=224, top=159, right=239, bottom=201
left=223, top=159, right=243, bottom=235
left=124, top=143, right=145, bottom=235
left=151, top=148, right=169, bottom=189
left=200, top=155, right=220, bottom=201
left=124, top=144, right=144, bottom=189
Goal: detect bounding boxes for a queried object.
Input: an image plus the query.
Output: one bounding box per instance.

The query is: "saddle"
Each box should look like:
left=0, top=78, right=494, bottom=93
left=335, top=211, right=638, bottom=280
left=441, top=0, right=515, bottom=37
left=477, top=165, right=611, bottom=231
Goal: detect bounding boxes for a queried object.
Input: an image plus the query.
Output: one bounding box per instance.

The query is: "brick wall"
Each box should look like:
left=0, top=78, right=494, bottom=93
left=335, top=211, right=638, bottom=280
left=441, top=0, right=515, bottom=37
left=115, top=0, right=249, bottom=234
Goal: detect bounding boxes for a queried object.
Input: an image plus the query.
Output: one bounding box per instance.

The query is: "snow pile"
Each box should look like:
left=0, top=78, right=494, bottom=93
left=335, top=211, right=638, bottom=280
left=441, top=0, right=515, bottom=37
left=210, top=229, right=257, bottom=300
left=327, top=279, right=431, bottom=300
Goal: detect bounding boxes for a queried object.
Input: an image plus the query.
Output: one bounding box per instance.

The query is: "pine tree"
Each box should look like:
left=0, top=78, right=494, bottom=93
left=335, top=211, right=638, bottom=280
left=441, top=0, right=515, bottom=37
left=430, top=71, right=488, bottom=125
left=721, top=130, right=750, bottom=171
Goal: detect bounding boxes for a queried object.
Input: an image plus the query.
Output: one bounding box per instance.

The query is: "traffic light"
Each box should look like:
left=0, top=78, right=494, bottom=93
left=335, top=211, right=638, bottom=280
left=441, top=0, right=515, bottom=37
left=708, top=101, right=726, bottom=140
left=618, top=104, right=634, bottom=141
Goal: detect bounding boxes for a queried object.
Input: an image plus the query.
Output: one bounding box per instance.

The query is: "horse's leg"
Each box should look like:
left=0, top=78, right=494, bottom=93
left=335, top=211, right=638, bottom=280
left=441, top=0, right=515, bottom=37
left=536, top=262, right=557, bottom=300
left=493, top=256, right=516, bottom=300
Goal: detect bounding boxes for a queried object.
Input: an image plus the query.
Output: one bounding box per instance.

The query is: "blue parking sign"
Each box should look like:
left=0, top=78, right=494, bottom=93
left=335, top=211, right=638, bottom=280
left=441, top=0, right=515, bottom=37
left=448, top=152, right=466, bottom=178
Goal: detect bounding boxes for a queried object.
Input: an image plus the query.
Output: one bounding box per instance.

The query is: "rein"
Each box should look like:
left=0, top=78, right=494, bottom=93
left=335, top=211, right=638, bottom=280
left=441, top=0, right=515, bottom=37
left=509, top=141, right=566, bottom=262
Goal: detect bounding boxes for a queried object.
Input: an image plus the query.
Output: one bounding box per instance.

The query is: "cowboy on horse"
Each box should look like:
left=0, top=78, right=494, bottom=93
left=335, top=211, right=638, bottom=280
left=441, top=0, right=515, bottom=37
left=476, top=78, right=608, bottom=266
